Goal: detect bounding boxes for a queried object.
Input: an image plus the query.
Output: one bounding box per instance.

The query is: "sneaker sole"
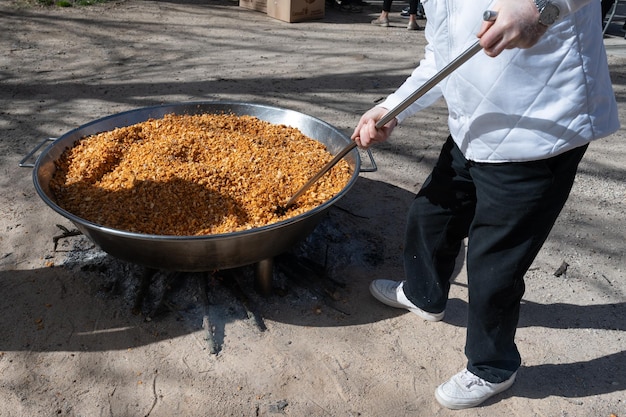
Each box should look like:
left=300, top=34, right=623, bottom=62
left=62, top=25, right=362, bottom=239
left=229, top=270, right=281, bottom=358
left=434, top=374, right=516, bottom=410
left=406, top=305, right=444, bottom=321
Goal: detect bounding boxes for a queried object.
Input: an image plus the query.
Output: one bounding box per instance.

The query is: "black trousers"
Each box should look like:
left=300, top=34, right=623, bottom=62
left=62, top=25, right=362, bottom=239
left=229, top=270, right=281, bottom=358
left=402, top=136, right=587, bottom=383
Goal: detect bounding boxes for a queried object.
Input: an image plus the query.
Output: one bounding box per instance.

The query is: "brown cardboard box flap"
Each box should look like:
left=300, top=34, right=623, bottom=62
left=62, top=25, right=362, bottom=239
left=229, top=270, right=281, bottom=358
left=267, top=0, right=325, bottom=22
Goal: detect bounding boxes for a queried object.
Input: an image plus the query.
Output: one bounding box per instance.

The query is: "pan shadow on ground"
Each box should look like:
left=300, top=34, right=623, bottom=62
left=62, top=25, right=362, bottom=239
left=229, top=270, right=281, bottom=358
left=0, top=177, right=415, bottom=353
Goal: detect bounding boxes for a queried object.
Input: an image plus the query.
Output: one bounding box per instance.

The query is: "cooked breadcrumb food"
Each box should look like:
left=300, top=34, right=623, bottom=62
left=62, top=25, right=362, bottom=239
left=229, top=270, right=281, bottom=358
left=49, top=113, right=352, bottom=236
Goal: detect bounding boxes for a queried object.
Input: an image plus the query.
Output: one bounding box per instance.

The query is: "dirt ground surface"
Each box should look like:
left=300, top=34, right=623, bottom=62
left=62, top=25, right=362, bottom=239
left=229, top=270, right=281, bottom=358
left=1, top=0, right=625, bottom=416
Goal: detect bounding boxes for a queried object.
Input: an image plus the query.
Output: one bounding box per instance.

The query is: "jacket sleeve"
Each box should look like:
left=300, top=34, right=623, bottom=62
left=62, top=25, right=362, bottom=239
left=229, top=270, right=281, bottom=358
left=377, top=20, right=446, bottom=126
left=377, top=43, right=443, bottom=124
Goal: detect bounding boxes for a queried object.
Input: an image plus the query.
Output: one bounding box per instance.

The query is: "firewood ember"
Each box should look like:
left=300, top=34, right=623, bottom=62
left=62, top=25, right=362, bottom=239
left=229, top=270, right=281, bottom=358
left=52, top=224, right=82, bottom=251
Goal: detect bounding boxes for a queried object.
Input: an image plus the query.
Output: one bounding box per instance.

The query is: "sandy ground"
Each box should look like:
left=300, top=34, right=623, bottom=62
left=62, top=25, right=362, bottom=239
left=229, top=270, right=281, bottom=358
left=1, top=0, right=625, bottom=415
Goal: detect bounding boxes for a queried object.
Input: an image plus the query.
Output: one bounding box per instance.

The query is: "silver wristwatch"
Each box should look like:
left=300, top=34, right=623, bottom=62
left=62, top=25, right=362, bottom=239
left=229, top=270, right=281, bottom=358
left=534, top=0, right=560, bottom=26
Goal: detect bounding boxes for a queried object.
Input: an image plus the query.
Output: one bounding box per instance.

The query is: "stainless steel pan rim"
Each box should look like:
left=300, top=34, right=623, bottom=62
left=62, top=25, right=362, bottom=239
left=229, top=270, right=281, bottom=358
left=31, top=101, right=361, bottom=271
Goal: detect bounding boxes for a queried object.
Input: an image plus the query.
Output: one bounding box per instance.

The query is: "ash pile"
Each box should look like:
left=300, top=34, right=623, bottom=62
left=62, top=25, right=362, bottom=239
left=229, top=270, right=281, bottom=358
left=50, top=207, right=385, bottom=354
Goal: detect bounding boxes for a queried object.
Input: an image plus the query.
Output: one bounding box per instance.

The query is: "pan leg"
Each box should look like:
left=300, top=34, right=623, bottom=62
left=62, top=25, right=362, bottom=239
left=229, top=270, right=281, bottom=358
left=254, top=258, right=274, bottom=296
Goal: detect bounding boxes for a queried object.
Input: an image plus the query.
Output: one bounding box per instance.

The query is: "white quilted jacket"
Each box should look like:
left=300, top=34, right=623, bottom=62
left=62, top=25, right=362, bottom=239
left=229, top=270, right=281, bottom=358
left=380, top=0, right=620, bottom=162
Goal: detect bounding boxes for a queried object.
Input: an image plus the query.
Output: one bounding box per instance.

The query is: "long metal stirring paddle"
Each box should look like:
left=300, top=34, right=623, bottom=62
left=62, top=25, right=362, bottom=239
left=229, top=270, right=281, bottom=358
left=281, top=12, right=495, bottom=211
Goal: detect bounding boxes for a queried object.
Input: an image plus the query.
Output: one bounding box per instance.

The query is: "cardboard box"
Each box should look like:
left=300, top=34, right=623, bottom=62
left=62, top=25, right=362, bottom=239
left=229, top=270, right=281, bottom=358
left=267, top=0, right=325, bottom=22
left=239, top=0, right=267, bottom=14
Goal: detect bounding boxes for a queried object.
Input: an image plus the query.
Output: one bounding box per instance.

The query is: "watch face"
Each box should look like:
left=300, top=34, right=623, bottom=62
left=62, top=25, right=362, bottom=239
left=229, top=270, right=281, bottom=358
left=540, top=4, right=560, bottom=25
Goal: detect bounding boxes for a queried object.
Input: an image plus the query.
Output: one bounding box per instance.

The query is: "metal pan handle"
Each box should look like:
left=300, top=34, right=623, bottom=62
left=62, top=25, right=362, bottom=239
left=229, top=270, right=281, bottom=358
left=360, top=148, right=377, bottom=173
left=19, top=137, right=56, bottom=168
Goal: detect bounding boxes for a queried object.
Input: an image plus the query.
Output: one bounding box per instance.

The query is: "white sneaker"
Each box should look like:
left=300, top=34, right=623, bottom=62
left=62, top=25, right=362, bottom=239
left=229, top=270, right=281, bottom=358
left=369, top=280, right=444, bottom=322
left=435, top=368, right=517, bottom=409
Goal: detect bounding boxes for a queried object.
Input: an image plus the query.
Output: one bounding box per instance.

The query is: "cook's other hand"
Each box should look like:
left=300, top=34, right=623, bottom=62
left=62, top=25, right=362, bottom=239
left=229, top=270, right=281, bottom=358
left=478, top=0, right=548, bottom=57
left=351, top=106, right=397, bottom=149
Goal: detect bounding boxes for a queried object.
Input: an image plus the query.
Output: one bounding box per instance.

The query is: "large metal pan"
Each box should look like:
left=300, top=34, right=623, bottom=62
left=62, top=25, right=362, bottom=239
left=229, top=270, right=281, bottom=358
left=26, top=102, right=362, bottom=271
